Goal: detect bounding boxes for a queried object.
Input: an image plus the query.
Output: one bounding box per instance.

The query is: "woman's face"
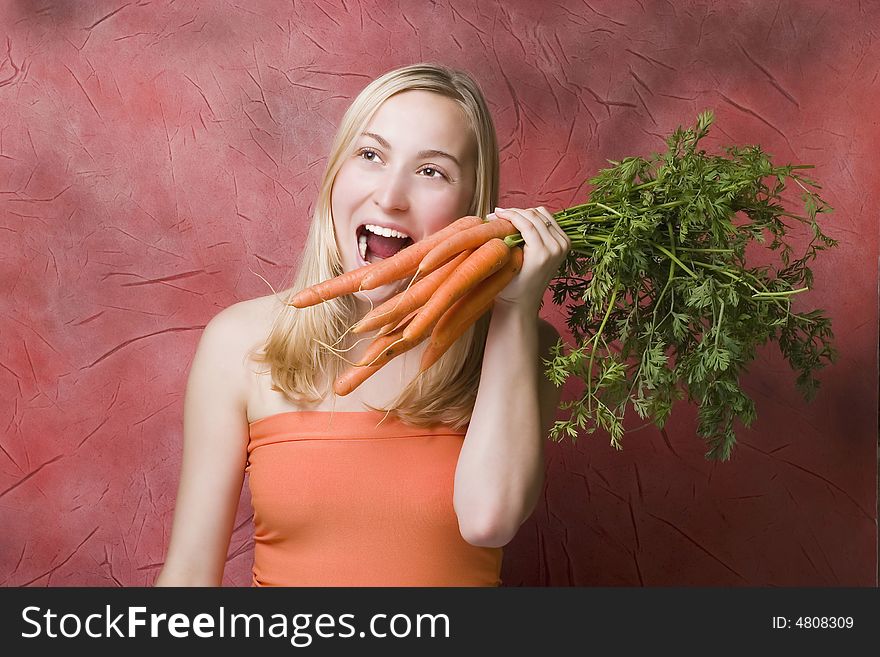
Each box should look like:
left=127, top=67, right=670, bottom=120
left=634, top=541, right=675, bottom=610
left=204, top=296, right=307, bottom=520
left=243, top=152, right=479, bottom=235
left=331, top=90, right=477, bottom=312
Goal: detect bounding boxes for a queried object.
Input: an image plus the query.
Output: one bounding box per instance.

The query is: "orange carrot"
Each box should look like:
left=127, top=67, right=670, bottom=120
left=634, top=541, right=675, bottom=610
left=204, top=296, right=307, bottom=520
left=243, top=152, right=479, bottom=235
left=291, top=215, right=482, bottom=307
left=419, top=299, right=495, bottom=374
left=338, top=246, right=519, bottom=389
left=352, top=250, right=472, bottom=334
left=334, top=363, right=385, bottom=396
left=377, top=307, right=421, bottom=337
left=429, top=246, right=524, bottom=347
left=418, top=247, right=523, bottom=373
left=335, top=311, right=421, bottom=395
left=336, top=321, right=410, bottom=394
left=416, top=218, right=518, bottom=276
left=289, top=263, right=372, bottom=308
left=403, top=238, right=511, bottom=344
left=354, top=327, right=414, bottom=367
left=359, top=215, right=483, bottom=291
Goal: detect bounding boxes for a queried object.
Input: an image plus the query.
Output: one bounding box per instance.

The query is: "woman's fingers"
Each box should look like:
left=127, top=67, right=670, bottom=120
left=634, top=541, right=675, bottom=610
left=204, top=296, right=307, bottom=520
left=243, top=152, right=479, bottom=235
left=494, top=207, right=547, bottom=250
left=485, top=206, right=572, bottom=311
left=534, top=206, right=572, bottom=252
left=494, top=207, right=568, bottom=255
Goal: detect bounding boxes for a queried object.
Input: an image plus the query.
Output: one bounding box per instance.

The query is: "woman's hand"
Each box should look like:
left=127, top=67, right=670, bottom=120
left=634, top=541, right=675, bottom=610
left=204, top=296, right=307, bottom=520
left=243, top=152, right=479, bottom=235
left=488, top=206, right=571, bottom=315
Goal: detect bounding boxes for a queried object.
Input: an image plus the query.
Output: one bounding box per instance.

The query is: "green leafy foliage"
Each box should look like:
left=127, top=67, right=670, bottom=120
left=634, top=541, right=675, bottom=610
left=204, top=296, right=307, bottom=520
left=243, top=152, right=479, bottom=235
left=523, top=111, right=838, bottom=461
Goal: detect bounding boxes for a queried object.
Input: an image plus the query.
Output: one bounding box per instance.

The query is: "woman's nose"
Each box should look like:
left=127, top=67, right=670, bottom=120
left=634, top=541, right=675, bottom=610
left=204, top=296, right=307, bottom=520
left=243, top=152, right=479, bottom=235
left=372, top=168, right=410, bottom=212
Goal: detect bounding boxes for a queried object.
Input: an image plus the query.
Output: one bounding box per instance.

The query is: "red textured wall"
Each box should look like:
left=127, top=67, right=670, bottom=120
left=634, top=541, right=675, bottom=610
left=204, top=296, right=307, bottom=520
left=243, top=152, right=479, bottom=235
left=1, top=0, right=876, bottom=586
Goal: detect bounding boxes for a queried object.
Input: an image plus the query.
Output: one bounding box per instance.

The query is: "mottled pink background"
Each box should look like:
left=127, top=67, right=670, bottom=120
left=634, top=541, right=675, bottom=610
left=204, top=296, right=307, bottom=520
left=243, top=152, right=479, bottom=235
left=1, top=0, right=876, bottom=586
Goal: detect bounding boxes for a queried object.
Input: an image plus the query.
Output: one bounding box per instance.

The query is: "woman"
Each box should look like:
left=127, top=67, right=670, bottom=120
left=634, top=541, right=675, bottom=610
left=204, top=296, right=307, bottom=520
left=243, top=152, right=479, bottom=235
left=155, top=63, right=570, bottom=587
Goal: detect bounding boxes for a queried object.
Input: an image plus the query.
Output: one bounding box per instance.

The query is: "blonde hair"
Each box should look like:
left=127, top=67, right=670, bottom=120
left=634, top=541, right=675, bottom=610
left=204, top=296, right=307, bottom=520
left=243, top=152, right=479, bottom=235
left=251, top=63, right=499, bottom=429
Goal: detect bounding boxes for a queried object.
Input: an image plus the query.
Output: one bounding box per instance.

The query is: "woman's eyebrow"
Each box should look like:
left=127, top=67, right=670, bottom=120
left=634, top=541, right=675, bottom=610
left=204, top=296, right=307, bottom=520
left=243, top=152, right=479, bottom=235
left=416, top=149, right=462, bottom=168
left=361, top=131, right=462, bottom=168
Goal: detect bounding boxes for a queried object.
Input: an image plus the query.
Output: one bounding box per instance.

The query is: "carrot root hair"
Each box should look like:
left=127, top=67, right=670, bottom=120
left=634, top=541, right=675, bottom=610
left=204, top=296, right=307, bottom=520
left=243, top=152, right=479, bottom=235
left=311, top=338, right=369, bottom=366
left=357, top=335, right=410, bottom=368
left=352, top=269, right=420, bottom=333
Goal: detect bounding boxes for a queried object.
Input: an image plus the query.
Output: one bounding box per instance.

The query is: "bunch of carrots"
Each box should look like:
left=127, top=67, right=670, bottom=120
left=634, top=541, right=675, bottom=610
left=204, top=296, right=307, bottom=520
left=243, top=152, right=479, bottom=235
left=290, top=112, right=837, bottom=459
left=291, top=214, right=525, bottom=396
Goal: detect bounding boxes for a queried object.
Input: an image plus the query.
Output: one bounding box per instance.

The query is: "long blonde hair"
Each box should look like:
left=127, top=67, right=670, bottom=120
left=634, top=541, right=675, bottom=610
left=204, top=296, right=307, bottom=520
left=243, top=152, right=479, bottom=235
left=251, top=63, right=499, bottom=429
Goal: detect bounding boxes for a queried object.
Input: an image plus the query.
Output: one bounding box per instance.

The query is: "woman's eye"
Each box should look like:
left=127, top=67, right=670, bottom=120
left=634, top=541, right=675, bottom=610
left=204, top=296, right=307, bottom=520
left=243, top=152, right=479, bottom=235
left=420, top=166, right=446, bottom=180
left=358, top=148, right=380, bottom=162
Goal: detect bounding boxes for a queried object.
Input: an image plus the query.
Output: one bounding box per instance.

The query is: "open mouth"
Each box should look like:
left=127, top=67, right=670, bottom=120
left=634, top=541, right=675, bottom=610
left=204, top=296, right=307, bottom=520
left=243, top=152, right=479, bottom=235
left=356, top=223, right=415, bottom=265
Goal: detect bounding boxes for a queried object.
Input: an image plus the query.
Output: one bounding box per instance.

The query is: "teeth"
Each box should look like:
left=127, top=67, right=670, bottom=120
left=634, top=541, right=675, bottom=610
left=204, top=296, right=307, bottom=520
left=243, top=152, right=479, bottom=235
left=358, top=234, right=368, bottom=262
left=364, top=224, right=410, bottom=239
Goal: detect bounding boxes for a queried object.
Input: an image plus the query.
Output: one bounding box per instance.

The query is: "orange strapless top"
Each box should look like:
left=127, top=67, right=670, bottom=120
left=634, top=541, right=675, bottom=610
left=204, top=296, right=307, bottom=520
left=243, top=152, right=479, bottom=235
left=246, top=410, right=503, bottom=587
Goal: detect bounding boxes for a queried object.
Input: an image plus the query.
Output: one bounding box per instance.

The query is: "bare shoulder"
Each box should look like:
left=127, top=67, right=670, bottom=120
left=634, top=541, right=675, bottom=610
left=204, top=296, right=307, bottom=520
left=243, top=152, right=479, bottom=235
left=205, top=294, right=280, bottom=347
left=194, top=295, right=282, bottom=381
left=183, top=295, right=282, bottom=414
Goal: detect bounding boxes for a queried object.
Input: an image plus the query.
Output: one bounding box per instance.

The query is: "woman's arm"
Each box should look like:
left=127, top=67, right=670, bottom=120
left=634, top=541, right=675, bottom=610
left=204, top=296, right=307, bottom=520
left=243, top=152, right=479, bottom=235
left=454, top=306, right=562, bottom=548
left=453, top=206, right=570, bottom=548
left=154, top=304, right=251, bottom=586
